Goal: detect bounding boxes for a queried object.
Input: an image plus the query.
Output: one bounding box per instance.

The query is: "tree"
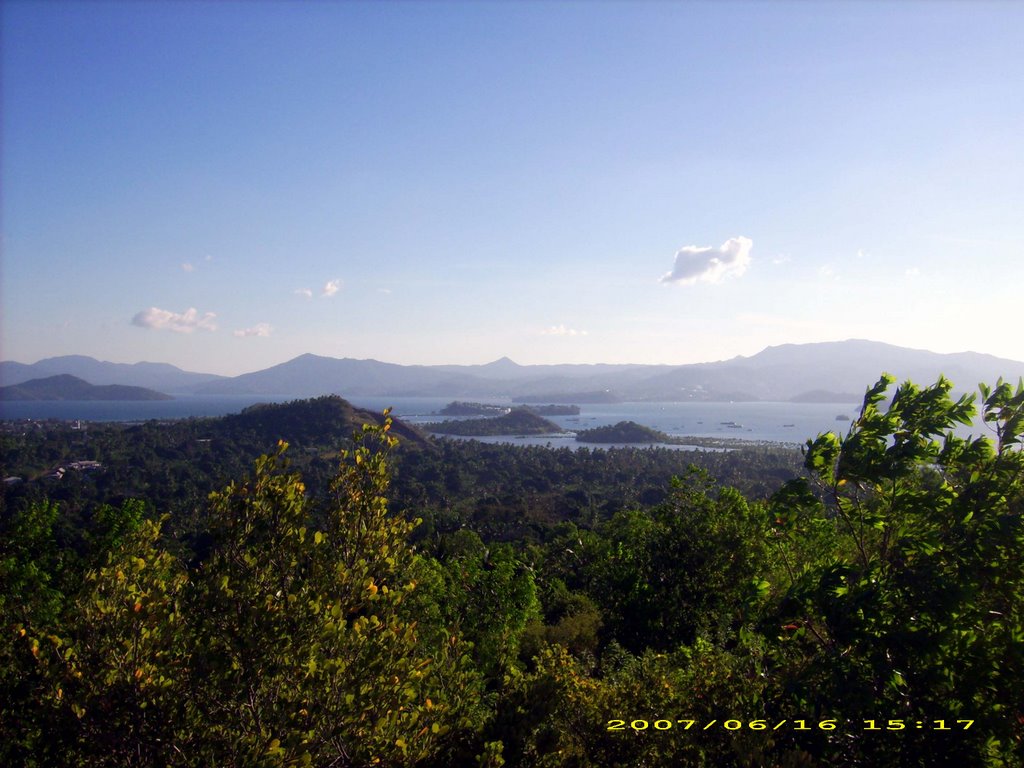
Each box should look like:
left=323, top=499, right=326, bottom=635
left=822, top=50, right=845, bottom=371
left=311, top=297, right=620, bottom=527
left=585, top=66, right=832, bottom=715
left=580, top=467, right=769, bottom=652
left=766, top=375, right=1024, bottom=765
left=427, top=530, right=540, bottom=684
left=4, top=415, right=486, bottom=766
left=0, top=497, right=151, bottom=764
left=179, top=419, right=484, bottom=765
left=489, top=640, right=773, bottom=768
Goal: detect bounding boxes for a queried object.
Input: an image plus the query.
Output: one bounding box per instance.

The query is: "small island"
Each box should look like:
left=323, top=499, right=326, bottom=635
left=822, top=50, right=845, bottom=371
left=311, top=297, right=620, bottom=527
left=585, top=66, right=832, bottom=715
left=574, top=420, right=670, bottom=444
left=573, top=421, right=770, bottom=450
left=422, top=408, right=564, bottom=437
left=0, top=374, right=173, bottom=401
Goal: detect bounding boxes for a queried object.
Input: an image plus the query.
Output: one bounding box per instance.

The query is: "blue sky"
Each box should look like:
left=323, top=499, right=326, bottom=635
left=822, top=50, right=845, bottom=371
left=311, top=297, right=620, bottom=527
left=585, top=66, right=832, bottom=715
left=2, top=1, right=1022, bottom=375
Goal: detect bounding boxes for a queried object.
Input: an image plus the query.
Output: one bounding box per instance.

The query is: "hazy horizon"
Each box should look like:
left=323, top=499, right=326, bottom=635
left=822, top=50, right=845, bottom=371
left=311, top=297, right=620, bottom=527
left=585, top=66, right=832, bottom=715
left=6, top=336, right=1024, bottom=382
left=3, top=2, right=1022, bottom=376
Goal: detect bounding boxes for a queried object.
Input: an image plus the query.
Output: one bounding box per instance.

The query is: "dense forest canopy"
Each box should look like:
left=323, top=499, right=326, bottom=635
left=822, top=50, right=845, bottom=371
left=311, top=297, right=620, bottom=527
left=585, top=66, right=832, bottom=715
left=574, top=420, right=671, bottom=444
left=1, top=375, right=1022, bottom=766
left=420, top=409, right=564, bottom=437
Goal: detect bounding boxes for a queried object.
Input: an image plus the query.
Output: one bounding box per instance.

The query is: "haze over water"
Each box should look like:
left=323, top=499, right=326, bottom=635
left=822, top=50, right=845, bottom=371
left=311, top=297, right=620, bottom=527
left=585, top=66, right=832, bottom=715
left=0, top=396, right=994, bottom=448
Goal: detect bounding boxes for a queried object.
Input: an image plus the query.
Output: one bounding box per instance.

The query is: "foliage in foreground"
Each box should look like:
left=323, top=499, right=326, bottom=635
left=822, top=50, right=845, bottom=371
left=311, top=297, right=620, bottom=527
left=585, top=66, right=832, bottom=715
left=2, top=377, right=1023, bottom=766
left=2, top=416, right=484, bottom=766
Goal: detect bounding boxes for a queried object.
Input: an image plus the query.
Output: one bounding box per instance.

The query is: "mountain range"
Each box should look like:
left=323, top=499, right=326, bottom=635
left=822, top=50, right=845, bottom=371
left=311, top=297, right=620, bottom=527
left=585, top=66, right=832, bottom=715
left=0, top=355, right=224, bottom=392
left=3, top=340, right=1023, bottom=403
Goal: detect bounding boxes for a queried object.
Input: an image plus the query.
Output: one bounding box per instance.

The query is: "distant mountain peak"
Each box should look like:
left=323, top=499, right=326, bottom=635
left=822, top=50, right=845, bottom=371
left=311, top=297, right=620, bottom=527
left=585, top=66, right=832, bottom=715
left=483, top=356, right=521, bottom=368
left=6, top=341, right=1024, bottom=403
left=0, top=355, right=225, bottom=391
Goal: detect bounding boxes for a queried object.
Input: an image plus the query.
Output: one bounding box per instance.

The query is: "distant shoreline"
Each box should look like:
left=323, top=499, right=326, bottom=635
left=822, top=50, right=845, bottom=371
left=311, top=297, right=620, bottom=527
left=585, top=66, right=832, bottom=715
left=6, top=395, right=962, bottom=447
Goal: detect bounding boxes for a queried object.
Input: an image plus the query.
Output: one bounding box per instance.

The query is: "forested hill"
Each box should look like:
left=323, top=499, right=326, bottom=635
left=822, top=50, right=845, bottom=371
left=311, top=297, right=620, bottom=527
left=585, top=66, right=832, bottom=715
left=1, top=394, right=801, bottom=543
left=574, top=420, right=670, bottom=443
left=422, top=408, right=563, bottom=436
left=1, top=395, right=434, bottom=530
left=218, top=395, right=432, bottom=450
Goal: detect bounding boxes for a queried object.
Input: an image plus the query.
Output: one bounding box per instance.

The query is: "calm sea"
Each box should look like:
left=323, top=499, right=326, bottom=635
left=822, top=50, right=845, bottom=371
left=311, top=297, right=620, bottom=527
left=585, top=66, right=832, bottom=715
left=0, top=394, right=994, bottom=447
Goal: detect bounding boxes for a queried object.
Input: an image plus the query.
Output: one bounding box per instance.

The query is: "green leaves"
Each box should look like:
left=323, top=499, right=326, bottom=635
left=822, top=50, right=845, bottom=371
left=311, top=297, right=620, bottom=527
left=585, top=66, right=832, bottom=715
left=979, top=377, right=1024, bottom=451
left=803, top=432, right=841, bottom=485
left=806, top=374, right=980, bottom=489
left=1, top=415, right=484, bottom=767
left=194, top=416, right=486, bottom=764
left=576, top=471, right=770, bottom=652
left=767, top=374, right=1024, bottom=766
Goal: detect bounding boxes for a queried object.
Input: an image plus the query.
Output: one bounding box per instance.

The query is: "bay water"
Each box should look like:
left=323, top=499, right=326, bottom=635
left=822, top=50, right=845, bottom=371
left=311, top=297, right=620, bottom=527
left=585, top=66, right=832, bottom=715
left=1, top=395, right=995, bottom=447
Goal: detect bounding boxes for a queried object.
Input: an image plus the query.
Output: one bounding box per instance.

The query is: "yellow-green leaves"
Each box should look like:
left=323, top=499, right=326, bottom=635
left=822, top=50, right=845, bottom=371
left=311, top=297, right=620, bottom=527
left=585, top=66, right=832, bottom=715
left=168, top=417, right=478, bottom=765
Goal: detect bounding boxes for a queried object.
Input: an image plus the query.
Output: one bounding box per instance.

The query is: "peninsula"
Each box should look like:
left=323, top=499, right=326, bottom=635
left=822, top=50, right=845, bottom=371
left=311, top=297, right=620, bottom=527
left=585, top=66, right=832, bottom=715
left=0, top=374, right=173, bottom=401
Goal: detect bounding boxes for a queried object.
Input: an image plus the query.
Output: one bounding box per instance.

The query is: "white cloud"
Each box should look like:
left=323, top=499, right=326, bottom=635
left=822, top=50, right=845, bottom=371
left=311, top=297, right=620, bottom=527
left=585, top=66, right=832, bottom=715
left=132, top=307, right=217, bottom=333
left=905, top=267, right=921, bottom=277
left=233, top=323, right=272, bottom=338
left=294, top=288, right=313, bottom=299
left=541, top=324, right=588, bottom=337
left=322, top=279, right=341, bottom=298
left=181, top=262, right=195, bottom=273
left=660, top=236, right=752, bottom=285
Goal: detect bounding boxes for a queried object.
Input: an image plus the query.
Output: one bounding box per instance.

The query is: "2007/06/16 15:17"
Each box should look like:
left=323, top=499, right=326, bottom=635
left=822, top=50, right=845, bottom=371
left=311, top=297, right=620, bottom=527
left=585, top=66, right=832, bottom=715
left=607, top=719, right=975, bottom=732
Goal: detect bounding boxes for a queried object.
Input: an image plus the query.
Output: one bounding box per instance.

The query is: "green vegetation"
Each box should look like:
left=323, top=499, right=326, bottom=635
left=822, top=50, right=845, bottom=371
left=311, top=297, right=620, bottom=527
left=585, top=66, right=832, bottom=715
left=574, top=420, right=670, bottom=444
left=1, top=376, right=1022, bottom=766
left=422, top=408, right=564, bottom=437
